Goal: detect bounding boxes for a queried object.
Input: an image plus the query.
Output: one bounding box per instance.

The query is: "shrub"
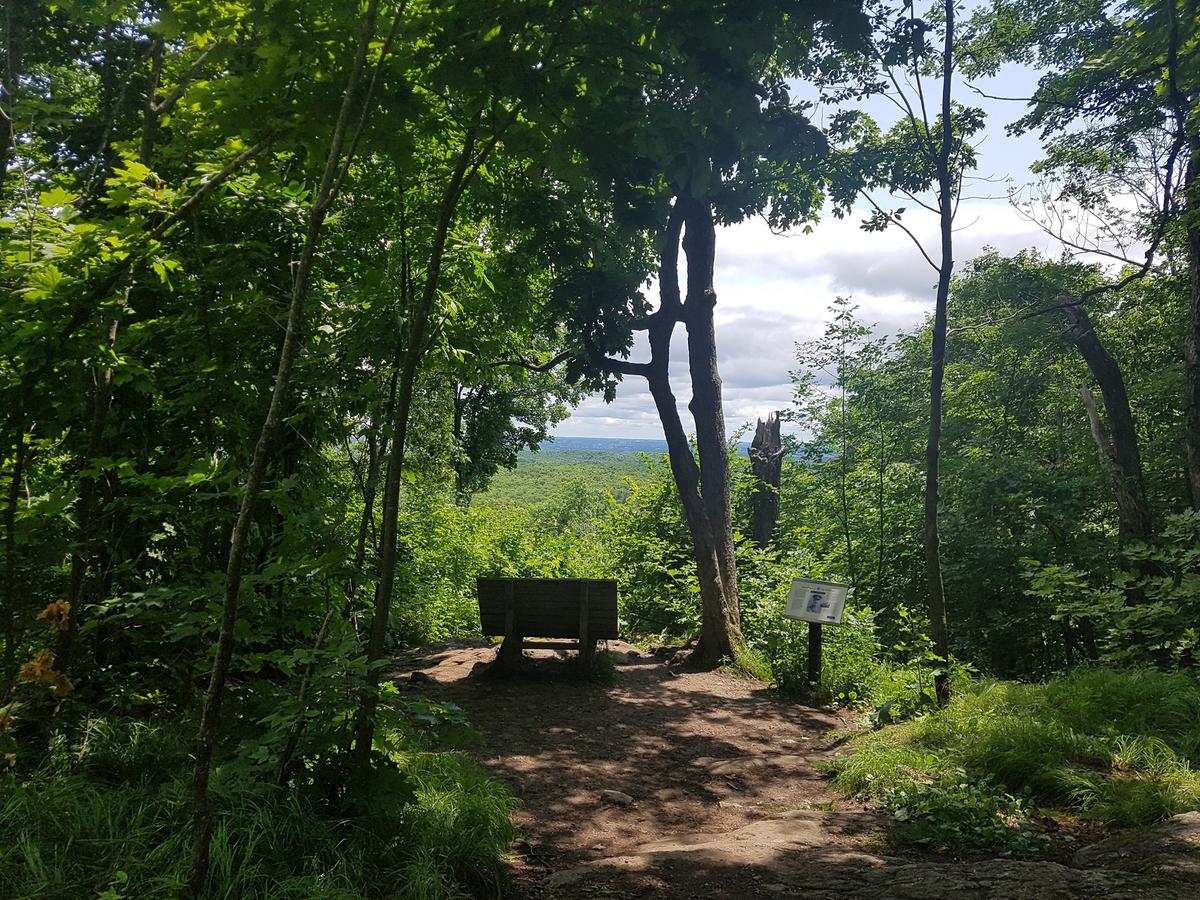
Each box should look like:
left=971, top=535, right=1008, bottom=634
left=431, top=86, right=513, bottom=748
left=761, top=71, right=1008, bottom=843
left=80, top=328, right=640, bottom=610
left=832, top=668, right=1200, bottom=832
left=0, top=717, right=516, bottom=899
left=881, top=770, right=1049, bottom=855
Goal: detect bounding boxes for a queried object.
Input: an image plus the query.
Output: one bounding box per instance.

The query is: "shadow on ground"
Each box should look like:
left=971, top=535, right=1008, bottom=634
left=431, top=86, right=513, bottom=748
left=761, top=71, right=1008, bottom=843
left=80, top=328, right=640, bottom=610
left=394, top=643, right=1199, bottom=899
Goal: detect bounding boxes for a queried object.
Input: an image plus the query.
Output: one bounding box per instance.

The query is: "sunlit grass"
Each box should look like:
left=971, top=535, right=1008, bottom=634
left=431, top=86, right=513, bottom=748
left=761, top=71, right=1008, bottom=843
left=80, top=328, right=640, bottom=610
left=834, top=668, right=1200, bottom=828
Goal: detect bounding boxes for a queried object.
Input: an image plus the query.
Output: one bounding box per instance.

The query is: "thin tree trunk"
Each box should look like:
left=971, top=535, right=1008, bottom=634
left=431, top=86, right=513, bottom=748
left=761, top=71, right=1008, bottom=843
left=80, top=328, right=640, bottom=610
left=350, top=119, right=481, bottom=771
left=452, top=383, right=471, bottom=501
left=345, top=382, right=393, bottom=616
left=348, top=433, right=384, bottom=592
left=140, top=37, right=165, bottom=167
left=1183, top=142, right=1200, bottom=510
left=1063, top=303, right=1153, bottom=543
left=923, top=0, right=955, bottom=705
left=875, top=417, right=887, bottom=608
left=839, top=366, right=858, bottom=585
left=185, top=5, right=381, bottom=894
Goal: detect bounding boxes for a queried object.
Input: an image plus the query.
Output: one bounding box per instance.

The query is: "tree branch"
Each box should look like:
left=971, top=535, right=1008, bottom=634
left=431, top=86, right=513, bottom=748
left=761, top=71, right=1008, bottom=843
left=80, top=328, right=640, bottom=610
left=581, top=333, right=651, bottom=378
left=490, top=349, right=574, bottom=372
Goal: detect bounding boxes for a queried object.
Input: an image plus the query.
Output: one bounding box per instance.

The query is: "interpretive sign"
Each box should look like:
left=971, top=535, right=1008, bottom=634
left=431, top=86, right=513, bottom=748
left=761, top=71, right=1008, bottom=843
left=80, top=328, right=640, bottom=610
left=784, top=578, right=850, bottom=625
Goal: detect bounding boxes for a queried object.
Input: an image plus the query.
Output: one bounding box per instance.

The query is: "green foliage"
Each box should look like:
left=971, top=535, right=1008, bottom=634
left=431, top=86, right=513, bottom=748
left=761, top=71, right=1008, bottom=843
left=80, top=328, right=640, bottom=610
left=881, top=771, right=1050, bottom=855
left=2, top=0, right=1198, bottom=888
left=571, top=450, right=885, bottom=702
left=0, top=718, right=515, bottom=899
left=787, top=264, right=1194, bottom=679
left=726, top=646, right=773, bottom=683
left=1024, top=511, right=1200, bottom=667
left=833, top=669, right=1200, bottom=829
left=479, top=451, right=643, bottom=510
left=591, top=454, right=702, bottom=639
left=762, top=606, right=882, bottom=705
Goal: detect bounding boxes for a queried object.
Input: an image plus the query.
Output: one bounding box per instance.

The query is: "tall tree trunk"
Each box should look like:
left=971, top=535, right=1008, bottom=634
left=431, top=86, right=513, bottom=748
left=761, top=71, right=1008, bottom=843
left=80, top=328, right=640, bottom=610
left=346, top=428, right=386, bottom=609
left=875, top=416, right=887, bottom=608
left=345, top=363, right=396, bottom=619
left=681, top=198, right=742, bottom=665
left=452, top=383, right=470, bottom=501
left=350, top=120, right=481, bottom=771
left=1183, top=142, right=1200, bottom=510
left=185, top=5, right=381, bottom=894
left=1064, top=302, right=1154, bottom=543
left=923, top=0, right=955, bottom=705
left=589, top=196, right=744, bottom=668
left=748, top=413, right=783, bottom=548
left=838, top=366, right=858, bottom=585
left=647, top=370, right=733, bottom=662
left=647, top=198, right=743, bottom=667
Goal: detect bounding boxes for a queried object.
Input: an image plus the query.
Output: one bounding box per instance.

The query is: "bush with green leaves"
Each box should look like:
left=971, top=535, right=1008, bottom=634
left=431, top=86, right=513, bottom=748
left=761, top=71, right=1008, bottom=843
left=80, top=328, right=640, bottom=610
left=0, top=715, right=516, bottom=899
left=1024, top=510, right=1200, bottom=668
left=833, top=668, right=1200, bottom=829
left=881, top=771, right=1049, bottom=855
left=591, top=454, right=702, bottom=639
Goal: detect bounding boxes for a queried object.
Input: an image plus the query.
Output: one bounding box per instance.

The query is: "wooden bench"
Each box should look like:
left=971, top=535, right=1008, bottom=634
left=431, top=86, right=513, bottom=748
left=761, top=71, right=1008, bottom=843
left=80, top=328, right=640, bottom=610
left=476, top=577, right=618, bottom=674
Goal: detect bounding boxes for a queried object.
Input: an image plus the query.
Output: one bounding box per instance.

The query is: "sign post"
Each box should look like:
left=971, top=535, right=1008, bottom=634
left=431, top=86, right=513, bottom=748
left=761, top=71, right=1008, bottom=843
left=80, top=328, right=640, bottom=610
left=784, top=578, right=851, bottom=690
left=808, top=618, right=823, bottom=686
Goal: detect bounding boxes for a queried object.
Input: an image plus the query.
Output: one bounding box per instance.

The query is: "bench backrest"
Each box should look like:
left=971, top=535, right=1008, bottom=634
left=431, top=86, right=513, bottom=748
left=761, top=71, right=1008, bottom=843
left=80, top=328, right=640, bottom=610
left=476, top=578, right=619, bottom=640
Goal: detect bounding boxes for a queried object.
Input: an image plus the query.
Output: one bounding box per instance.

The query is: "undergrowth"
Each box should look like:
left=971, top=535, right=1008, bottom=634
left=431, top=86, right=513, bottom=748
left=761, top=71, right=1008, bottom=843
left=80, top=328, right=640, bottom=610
left=0, top=717, right=516, bottom=899
left=832, top=668, right=1200, bottom=851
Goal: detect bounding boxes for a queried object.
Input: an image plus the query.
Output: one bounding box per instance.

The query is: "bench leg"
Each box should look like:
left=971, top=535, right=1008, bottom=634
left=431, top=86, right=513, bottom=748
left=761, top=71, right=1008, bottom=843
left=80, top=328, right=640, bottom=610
left=495, top=580, right=522, bottom=673
left=577, top=581, right=594, bottom=678
left=496, top=632, right=523, bottom=670
left=578, top=637, right=596, bottom=677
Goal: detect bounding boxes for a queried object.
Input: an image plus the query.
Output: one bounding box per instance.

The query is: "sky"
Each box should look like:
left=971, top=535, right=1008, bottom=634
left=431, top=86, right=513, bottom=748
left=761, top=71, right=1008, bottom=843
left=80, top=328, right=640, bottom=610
left=552, top=49, right=1077, bottom=441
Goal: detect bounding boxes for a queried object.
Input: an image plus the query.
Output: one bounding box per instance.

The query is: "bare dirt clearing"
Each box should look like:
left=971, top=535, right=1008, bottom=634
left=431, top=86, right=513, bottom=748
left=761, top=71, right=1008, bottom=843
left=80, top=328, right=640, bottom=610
left=394, top=644, right=1199, bottom=899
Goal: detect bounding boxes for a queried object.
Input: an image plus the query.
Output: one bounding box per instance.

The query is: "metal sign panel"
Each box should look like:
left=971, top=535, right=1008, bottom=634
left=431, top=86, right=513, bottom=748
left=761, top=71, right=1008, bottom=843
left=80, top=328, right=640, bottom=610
left=785, top=578, right=850, bottom=625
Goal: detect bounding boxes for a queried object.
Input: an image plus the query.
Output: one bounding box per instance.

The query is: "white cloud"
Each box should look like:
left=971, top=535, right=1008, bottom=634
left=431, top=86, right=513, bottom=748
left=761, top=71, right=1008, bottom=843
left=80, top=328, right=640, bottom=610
left=554, top=201, right=1065, bottom=440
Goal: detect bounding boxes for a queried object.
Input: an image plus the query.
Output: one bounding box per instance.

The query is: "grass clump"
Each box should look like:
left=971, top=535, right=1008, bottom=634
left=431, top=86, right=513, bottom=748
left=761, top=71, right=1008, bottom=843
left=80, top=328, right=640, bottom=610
left=1, top=717, right=516, bottom=899
left=832, top=667, right=1200, bottom=845
left=727, top=646, right=773, bottom=682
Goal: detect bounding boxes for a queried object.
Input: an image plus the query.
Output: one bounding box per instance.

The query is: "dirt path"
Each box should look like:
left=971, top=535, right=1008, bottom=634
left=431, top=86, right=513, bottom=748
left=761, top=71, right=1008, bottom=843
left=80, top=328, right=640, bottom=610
left=396, top=643, right=1199, bottom=899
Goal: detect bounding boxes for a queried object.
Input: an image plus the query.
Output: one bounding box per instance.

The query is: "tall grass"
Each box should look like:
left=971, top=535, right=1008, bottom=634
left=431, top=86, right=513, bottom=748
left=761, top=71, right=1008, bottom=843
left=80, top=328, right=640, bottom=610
left=1, top=718, right=516, bottom=899
left=834, top=668, right=1200, bottom=828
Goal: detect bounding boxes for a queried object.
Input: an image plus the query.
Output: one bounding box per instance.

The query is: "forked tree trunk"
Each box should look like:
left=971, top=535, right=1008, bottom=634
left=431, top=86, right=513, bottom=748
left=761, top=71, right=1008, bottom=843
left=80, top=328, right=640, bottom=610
left=749, top=413, right=783, bottom=548
left=601, top=196, right=744, bottom=668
